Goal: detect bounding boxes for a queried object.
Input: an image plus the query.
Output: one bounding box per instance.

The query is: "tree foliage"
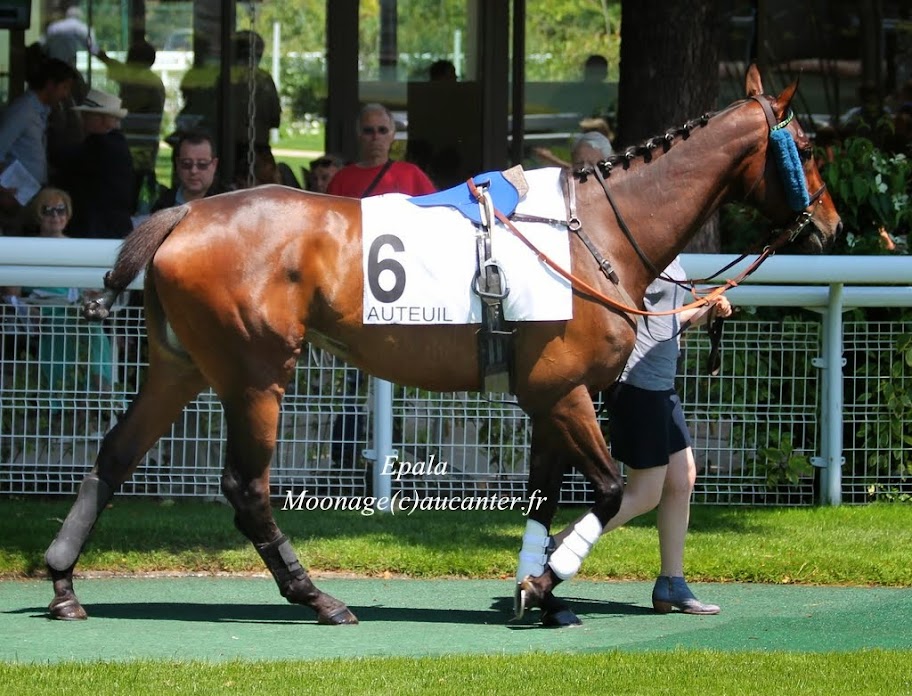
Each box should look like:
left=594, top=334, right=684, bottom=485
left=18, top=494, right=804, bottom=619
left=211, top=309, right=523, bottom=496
left=243, top=0, right=621, bottom=83
left=525, top=0, right=621, bottom=81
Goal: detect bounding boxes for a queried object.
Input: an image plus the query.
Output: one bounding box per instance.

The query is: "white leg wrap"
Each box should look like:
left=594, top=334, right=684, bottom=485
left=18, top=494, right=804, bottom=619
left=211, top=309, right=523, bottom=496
left=548, top=512, right=603, bottom=581
left=515, top=519, right=550, bottom=582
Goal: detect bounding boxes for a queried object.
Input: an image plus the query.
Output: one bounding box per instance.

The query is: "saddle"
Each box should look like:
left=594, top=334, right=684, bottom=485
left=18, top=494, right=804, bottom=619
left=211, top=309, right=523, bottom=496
left=408, top=165, right=529, bottom=223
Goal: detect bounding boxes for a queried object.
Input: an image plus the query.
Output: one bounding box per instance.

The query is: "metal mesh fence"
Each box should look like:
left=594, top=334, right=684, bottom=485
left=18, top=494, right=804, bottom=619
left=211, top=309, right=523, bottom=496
left=841, top=320, right=912, bottom=503
left=2, top=297, right=910, bottom=505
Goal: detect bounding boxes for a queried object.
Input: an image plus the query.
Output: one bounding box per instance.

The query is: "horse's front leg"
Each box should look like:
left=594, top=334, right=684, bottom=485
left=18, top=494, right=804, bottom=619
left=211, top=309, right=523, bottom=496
left=219, top=391, right=357, bottom=626
left=515, top=385, right=623, bottom=624
left=513, top=423, right=567, bottom=623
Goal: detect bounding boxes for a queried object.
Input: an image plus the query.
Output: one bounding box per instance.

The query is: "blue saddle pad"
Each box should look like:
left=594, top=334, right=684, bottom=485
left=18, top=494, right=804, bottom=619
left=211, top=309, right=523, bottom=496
left=408, top=171, right=520, bottom=224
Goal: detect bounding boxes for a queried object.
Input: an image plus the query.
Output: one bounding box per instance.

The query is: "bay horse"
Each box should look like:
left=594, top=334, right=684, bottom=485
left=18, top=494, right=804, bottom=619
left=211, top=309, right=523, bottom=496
left=44, top=65, right=840, bottom=625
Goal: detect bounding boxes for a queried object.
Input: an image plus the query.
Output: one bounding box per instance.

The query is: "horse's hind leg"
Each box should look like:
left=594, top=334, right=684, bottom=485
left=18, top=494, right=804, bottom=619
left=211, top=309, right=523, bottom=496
left=218, top=389, right=357, bottom=625
left=516, top=386, right=623, bottom=621
left=46, top=353, right=206, bottom=619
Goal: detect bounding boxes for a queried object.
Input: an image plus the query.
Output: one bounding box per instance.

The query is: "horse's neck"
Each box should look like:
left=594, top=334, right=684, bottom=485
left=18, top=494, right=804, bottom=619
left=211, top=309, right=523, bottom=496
left=606, top=110, right=762, bottom=280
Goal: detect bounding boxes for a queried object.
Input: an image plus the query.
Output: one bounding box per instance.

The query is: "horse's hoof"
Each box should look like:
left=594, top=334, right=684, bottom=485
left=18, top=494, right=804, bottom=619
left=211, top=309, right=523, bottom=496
left=513, top=582, right=528, bottom=620
left=517, top=575, right=546, bottom=611
left=317, top=606, right=359, bottom=626
left=48, top=594, right=87, bottom=620
left=540, top=598, right=582, bottom=628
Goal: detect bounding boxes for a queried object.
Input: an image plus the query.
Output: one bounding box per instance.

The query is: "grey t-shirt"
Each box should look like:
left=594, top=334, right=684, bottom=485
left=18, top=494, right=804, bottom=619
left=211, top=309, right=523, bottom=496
left=621, top=257, right=686, bottom=391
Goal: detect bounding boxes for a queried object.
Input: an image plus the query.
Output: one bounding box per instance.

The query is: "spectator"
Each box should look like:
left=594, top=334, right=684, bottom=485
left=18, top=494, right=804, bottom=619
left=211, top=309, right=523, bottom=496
left=327, top=103, right=436, bottom=198
left=533, top=129, right=613, bottom=169
left=327, top=104, right=435, bottom=466
left=230, top=30, right=281, bottom=181
left=307, top=153, right=344, bottom=193
left=15, top=187, right=114, bottom=403
left=578, top=116, right=615, bottom=142
left=583, top=54, right=608, bottom=83
left=562, top=54, right=612, bottom=122
left=0, top=57, right=78, bottom=233
left=151, top=130, right=222, bottom=211
left=57, top=88, right=135, bottom=239
left=95, top=40, right=165, bottom=116
left=429, top=59, right=457, bottom=82
left=174, top=37, right=218, bottom=140
left=234, top=148, right=281, bottom=189
left=95, top=39, right=166, bottom=215
left=43, top=6, right=97, bottom=67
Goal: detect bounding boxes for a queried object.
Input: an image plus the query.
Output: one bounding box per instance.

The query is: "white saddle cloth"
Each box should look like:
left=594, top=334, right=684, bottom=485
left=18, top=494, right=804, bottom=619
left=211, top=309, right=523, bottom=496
left=361, top=167, right=572, bottom=325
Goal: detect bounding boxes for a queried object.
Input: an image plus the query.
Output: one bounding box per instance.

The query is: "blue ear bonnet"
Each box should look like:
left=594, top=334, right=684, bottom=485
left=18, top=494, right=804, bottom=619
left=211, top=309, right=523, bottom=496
left=769, top=111, right=811, bottom=211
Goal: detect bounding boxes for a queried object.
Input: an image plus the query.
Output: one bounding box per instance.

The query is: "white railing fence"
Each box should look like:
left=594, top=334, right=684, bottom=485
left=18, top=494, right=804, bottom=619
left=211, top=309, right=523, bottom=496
left=2, top=239, right=911, bottom=507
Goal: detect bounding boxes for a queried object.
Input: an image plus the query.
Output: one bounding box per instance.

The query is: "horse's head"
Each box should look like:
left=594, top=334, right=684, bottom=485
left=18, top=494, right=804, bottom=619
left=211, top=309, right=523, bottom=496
left=742, top=64, right=842, bottom=253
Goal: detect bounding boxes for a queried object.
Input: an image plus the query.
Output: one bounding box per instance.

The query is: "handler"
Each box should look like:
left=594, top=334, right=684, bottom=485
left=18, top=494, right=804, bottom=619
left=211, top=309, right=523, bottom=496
left=597, top=255, right=732, bottom=614
left=545, top=255, right=732, bottom=619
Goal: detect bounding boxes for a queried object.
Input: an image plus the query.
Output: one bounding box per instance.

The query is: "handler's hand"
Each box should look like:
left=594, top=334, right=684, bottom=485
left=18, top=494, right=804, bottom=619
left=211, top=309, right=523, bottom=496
left=712, top=296, right=733, bottom=319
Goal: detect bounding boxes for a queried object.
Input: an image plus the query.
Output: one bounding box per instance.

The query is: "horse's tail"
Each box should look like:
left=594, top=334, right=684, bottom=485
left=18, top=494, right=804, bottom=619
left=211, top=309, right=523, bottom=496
left=83, top=205, right=191, bottom=322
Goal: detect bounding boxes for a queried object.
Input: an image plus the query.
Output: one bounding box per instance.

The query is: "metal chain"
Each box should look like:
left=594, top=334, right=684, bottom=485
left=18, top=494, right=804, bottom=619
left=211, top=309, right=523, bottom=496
left=245, top=1, right=258, bottom=188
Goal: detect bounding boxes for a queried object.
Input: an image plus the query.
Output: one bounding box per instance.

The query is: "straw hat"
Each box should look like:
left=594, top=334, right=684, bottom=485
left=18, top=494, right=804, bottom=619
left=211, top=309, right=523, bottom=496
left=72, top=88, right=128, bottom=119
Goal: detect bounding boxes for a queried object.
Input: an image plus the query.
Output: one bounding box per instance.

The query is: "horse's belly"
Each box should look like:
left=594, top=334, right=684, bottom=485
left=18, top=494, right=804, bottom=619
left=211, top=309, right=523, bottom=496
left=308, top=324, right=482, bottom=392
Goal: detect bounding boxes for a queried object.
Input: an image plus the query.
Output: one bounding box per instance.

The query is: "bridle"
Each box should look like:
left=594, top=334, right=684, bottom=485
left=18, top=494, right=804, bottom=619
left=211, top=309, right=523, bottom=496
left=478, top=96, right=829, bottom=319
left=695, top=97, right=828, bottom=286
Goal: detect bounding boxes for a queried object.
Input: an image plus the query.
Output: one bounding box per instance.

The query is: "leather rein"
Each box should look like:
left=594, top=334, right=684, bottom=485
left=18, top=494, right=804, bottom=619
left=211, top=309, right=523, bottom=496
left=467, top=98, right=827, bottom=320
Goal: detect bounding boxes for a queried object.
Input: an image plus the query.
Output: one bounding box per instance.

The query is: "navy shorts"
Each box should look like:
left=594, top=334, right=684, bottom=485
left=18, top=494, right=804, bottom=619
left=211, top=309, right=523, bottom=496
left=606, top=384, right=692, bottom=470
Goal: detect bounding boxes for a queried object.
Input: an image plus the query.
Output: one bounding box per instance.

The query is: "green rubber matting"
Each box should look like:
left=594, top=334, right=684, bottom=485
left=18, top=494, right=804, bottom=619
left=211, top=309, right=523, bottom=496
left=2, top=577, right=909, bottom=662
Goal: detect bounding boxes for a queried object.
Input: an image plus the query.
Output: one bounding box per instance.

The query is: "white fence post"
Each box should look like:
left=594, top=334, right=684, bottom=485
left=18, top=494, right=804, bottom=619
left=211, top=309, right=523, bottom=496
left=368, top=377, right=395, bottom=512
left=824, top=283, right=846, bottom=505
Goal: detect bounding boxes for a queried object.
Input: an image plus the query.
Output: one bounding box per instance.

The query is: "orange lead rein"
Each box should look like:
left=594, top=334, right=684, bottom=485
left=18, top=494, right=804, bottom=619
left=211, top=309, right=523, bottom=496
left=466, top=177, right=736, bottom=318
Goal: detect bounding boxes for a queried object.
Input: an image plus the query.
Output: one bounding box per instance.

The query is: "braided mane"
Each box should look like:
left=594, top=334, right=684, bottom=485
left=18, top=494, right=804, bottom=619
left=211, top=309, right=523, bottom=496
left=573, top=110, right=722, bottom=180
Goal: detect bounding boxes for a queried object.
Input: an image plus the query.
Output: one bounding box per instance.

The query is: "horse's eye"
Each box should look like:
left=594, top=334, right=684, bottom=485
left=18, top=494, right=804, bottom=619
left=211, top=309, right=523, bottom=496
left=798, top=146, right=813, bottom=162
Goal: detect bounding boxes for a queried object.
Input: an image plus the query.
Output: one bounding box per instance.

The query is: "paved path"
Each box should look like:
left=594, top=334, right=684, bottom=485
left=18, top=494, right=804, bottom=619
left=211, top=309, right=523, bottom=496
left=3, top=577, right=909, bottom=662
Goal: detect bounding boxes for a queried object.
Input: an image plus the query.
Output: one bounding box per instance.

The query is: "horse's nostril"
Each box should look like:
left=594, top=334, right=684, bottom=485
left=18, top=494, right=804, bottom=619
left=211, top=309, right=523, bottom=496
left=835, top=221, right=844, bottom=238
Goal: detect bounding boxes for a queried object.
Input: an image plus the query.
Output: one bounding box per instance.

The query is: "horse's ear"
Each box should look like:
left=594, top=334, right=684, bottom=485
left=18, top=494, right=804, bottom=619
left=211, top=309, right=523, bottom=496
left=773, top=79, right=800, bottom=118
left=745, top=63, right=763, bottom=97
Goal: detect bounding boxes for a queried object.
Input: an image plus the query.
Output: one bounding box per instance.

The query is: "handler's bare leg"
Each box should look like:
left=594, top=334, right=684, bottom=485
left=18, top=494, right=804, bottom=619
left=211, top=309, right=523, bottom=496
left=651, top=447, right=719, bottom=614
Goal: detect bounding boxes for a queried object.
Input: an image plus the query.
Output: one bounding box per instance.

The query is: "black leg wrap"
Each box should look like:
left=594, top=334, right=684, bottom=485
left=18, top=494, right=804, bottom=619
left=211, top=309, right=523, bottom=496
left=45, top=473, right=115, bottom=571
left=255, top=534, right=312, bottom=599
left=255, top=533, right=358, bottom=625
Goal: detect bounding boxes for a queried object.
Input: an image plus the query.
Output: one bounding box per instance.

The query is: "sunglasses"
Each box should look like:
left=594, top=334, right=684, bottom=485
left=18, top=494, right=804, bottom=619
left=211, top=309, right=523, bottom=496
left=40, top=204, right=68, bottom=217
left=178, top=159, right=214, bottom=171
left=361, top=126, right=390, bottom=136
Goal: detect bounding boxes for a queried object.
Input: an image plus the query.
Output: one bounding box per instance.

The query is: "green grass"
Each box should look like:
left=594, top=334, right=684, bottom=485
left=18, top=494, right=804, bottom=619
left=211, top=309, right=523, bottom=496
left=275, top=130, right=325, bottom=153
left=1, top=651, right=909, bottom=695
left=4, top=499, right=912, bottom=586
left=4, top=501, right=911, bottom=692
